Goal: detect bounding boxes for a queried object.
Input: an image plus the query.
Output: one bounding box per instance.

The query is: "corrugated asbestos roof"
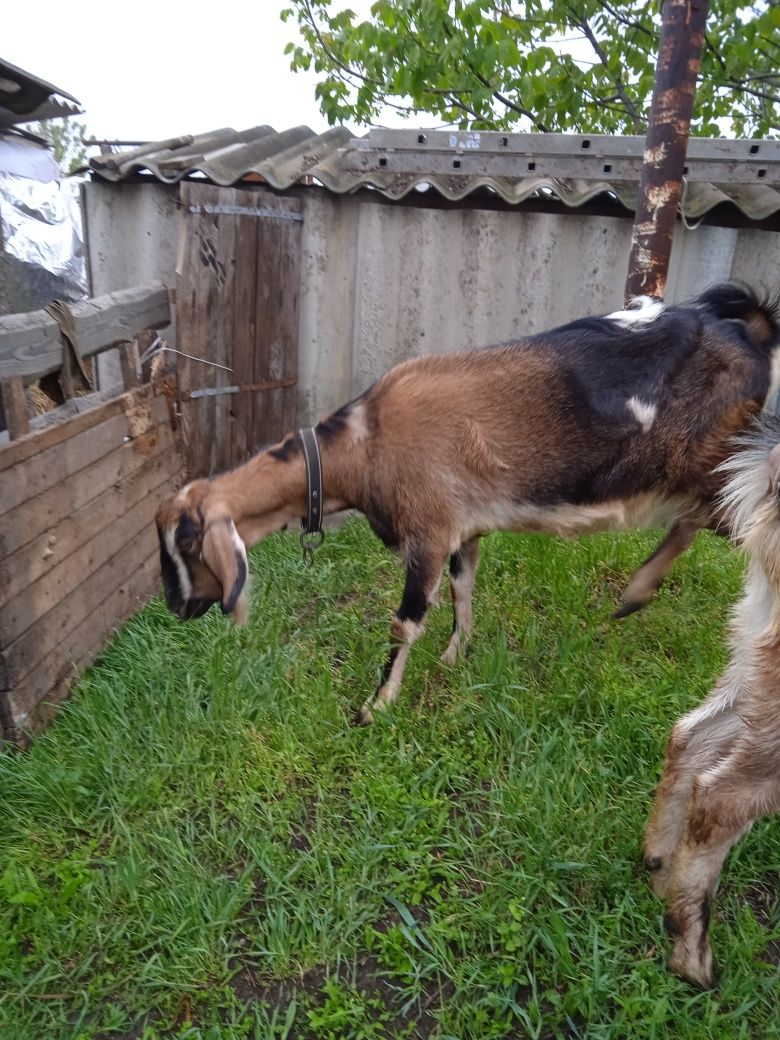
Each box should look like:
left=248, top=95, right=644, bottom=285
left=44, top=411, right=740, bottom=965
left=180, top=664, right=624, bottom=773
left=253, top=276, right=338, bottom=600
left=0, top=58, right=83, bottom=128
left=89, top=124, right=780, bottom=221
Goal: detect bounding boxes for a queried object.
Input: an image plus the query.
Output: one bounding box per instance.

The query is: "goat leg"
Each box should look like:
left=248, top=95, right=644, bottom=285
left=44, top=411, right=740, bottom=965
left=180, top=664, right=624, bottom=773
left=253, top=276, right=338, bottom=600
left=614, top=521, right=699, bottom=618
left=644, top=667, right=748, bottom=897
left=356, top=547, right=448, bottom=725
left=662, top=763, right=772, bottom=987
left=441, top=536, right=481, bottom=666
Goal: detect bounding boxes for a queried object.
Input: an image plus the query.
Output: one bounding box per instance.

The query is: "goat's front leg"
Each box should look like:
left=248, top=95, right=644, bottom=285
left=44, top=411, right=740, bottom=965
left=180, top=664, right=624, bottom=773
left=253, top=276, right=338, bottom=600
left=614, top=520, right=699, bottom=618
left=663, top=755, right=780, bottom=988
left=644, top=667, right=747, bottom=897
left=357, top=549, right=446, bottom=725
left=441, top=536, right=480, bottom=666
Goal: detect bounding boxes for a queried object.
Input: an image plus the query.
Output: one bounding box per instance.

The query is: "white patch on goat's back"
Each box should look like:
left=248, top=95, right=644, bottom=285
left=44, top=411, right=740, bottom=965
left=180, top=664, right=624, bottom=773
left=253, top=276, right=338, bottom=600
left=349, top=403, right=369, bottom=441
left=606, top=296, right=665, bottom=328
left=164, top=527, right=192, bottom=600
left=627, top=396, right=657, bottom=433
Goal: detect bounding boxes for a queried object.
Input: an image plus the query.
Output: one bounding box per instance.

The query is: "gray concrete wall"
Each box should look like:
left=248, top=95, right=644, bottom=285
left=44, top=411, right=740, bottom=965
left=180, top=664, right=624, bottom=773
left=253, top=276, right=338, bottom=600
left=82, top=179, right=777, bottom=426
left=82, top=180, right=181, bottom=387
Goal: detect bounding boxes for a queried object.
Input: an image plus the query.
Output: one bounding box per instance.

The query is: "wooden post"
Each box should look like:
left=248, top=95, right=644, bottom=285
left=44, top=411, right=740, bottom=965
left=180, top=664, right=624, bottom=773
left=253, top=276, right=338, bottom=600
left=0, top=377, right=30, bottom=439
left=625, top=0, right=710, bottom=303
left=118, top=340, right=139, bottom=389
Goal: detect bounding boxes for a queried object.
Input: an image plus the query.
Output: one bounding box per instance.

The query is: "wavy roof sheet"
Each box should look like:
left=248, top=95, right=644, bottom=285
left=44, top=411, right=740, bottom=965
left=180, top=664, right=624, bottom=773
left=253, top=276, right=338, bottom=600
left=0, top=58, right=83, bottom=129
left=89, top=124, right=780, bottom=221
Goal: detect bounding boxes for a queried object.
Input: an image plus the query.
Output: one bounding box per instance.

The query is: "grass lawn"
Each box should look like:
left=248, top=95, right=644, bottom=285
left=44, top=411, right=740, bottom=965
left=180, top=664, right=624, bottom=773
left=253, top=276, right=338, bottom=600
left=1, top=519, right=779, bottom=1040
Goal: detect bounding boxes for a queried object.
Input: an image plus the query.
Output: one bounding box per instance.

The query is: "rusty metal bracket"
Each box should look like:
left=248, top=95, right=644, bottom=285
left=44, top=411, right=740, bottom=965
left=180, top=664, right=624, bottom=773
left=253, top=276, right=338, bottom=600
left=189, top=377, right=296, bottom=399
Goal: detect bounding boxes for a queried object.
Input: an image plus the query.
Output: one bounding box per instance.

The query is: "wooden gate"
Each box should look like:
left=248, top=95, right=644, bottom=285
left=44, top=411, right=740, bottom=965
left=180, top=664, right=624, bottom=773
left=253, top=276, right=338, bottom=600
left=176, top=183, right=302, bottom=477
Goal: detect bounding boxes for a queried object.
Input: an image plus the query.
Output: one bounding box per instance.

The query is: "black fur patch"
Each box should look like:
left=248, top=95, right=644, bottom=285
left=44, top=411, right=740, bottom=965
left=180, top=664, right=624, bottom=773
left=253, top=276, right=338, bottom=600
left=449, top=551, right=463, bottom=579
left=698, top=896, right=712, bottom=948
left=365, top=501, right=399, bottom=548
left=663, top=910, right=681, bottom=937
left=316, top=401, right=355, bottom=443
left=377, top=647, right=399, bottom=688
left=398, top=557, right=430, bottom=624
left=159, top=530, right=182, bottom=610
left=269, top=433, right=301, bottom=461
left=176, top=512, right=199, bottom=551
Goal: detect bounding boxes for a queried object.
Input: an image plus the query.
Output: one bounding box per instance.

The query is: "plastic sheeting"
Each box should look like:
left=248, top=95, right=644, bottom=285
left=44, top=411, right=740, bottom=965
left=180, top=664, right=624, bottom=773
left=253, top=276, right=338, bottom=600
left=0, top=137, right=87, bottom=314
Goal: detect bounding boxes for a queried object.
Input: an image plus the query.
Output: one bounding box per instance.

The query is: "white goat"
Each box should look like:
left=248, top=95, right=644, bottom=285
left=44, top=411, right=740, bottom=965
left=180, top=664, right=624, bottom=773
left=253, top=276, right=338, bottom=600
left=645, top=418, right=780, bottom=986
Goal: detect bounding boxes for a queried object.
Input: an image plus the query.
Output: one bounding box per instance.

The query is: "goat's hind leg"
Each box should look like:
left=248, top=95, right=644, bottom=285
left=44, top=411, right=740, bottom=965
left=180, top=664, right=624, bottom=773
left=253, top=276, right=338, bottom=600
left=441, top=536, right=480, bottom=666
left=644, top=665, right=746, bottom=898
left=664, top=751, right=780, bottom=987
left=615, top=520, right=699, bottom=618
left=357, top=547, right=448, bottom=725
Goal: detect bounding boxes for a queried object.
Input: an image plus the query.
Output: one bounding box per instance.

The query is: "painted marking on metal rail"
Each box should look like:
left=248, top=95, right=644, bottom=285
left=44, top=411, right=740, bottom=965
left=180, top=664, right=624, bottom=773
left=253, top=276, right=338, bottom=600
left=188, top=205, right=303, bottom=221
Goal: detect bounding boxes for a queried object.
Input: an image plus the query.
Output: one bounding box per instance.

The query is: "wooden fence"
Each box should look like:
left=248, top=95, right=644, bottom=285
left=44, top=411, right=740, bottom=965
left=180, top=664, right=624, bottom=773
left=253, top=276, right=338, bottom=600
left=0, top=285, right=181, bottom=745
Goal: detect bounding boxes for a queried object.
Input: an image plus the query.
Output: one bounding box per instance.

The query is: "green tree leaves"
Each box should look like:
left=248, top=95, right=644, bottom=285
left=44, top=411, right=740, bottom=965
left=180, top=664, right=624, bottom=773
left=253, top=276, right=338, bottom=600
left=283, top=0, right=779, bottom=136
left=33, top=117, right=89, bottom=175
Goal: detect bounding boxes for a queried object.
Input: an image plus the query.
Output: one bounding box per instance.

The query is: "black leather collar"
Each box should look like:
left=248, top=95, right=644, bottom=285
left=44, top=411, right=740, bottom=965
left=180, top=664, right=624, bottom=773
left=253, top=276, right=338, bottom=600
left=299, top=427, right=324, bottom=563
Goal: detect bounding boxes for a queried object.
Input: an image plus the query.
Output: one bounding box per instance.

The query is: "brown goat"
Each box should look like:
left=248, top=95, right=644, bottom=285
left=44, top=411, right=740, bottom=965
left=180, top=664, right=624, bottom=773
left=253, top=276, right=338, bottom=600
left=156, top=284, right=778, bottom=724
left=645, top=421, right=780, bottom=987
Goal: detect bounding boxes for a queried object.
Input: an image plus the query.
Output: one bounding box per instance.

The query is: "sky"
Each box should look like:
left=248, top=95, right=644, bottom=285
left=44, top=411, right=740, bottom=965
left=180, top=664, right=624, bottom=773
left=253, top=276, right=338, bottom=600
left=4, top=0, right=394, bottom=143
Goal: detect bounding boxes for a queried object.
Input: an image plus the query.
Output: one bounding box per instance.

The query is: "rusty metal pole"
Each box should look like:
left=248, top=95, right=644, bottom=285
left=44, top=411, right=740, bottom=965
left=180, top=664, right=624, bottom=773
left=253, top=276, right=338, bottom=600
left=625, top=0, right=710, bottom=303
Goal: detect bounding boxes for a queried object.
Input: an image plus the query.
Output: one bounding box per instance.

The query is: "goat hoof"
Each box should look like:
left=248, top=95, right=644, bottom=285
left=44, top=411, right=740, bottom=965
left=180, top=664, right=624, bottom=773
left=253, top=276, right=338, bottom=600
left=354, top=706, right=374, bottom=726
left=613, top=599, right=645, bottom=619
left=668, top=941, right=714, bottom=989
left=440, top=644, right=459, bottom=667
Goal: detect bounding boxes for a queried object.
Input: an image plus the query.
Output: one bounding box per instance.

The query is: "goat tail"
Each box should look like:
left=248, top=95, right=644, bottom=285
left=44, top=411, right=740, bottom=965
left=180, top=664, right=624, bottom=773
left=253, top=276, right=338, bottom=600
left=695, top=282, right=780, bottom=351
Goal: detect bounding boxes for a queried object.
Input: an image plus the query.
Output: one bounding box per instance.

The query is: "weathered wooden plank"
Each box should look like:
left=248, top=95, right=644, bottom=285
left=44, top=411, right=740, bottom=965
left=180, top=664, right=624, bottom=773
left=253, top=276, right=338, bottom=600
left=0, top=282, right=170, bottom=382
left=0, top=392, right=169, bottom=516
left=0, top=469, right=172, bottom=646
left=230, top=192, right=259, bottom=464
left=2, top=515, right=160, bottom=690
left=118, top=341, right=139, bottom=389
left=0, top=377, right=30, bottom=438
left=254, top=193, right=302, bottom=448
left=2, top=548, right=160, bottom=745
left=177, top=183, right=237, bottom=477
left=0, top=310, right=60, bottom=380
left=0, top=413, right=128, bottom=516
left=0, top=383, right=155, bottom=474
left=2, top=446, right=181, bottom=601
left=0, top=416, right=173, bottom=561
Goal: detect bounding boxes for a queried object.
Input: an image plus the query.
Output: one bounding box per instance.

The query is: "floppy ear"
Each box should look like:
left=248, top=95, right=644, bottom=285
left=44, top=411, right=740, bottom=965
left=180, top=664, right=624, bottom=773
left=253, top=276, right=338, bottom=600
left=201, top=518, right=249, bottom=622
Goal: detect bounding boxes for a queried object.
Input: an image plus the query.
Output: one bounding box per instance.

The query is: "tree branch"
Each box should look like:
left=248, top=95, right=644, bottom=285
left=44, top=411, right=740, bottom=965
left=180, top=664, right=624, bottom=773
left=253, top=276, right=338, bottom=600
left=440, top=12, right=550, bottom=131
left=592, top=0, right=654, bottom=38
left=571, top=8, right=643, bottom=129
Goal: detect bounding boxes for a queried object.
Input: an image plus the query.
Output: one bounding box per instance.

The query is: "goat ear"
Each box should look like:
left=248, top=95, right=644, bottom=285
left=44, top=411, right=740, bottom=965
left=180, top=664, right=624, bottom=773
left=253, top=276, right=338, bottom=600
left=769, top=444, right=780, bottom=495
left=201, top=518, right=249, bottom=622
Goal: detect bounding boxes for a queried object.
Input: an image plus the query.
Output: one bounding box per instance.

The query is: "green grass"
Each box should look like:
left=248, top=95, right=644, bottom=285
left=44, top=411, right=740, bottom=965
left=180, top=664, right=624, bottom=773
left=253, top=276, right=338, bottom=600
left=1, top=520, right=779, bottom=1040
